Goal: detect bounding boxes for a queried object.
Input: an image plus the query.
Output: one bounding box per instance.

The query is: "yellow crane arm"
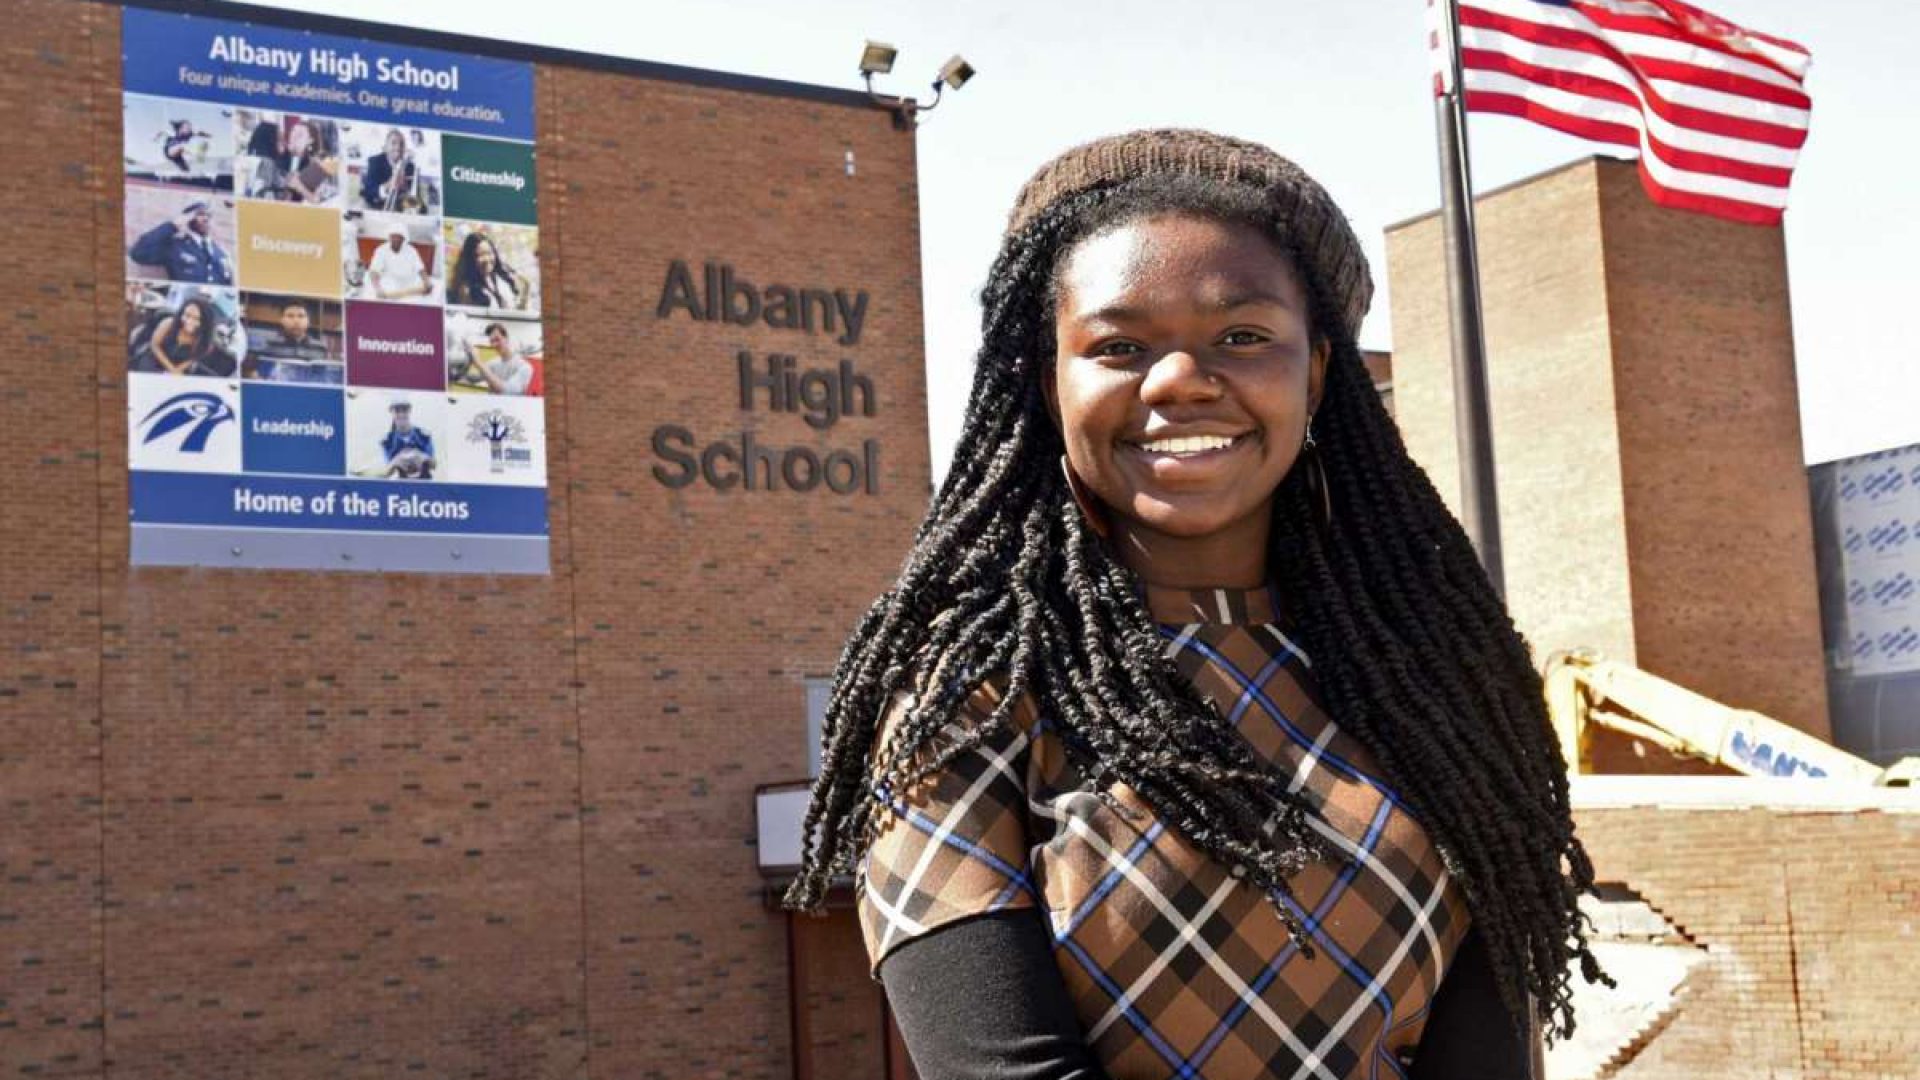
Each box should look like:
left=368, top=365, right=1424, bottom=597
left=1543, top=649, right=1917, bottom=785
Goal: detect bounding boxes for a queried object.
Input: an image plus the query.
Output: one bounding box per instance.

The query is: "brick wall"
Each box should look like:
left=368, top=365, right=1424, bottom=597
left=793, top=910, right=891, bottom=1080
left=1566, top=780, right=1920, bottom=1080
left=1385, top=158, right=1830, bottom=770
left=1594, top=162, right=1830, bottom=743
left=1386, top=161, right=1640, bottom=670
left=1, top=3, right=929, bottom=1078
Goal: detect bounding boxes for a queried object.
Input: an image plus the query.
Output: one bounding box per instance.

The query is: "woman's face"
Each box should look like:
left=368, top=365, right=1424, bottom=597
left=180, top=303, right=203, bottom=335
left=475, top=241, right=497, bottom=273
left=289, top=122, right=312, bottom=155
left=1049, top=213, right=1327, bottom=543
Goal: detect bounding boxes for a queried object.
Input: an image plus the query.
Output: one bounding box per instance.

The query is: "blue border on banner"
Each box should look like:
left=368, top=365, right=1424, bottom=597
left=123, top=7, right=535, bottom=141
left=131, top=471, right=548, bottom=536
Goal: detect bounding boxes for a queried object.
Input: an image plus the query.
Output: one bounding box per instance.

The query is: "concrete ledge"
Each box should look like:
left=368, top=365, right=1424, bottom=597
left=1571, top=773, right=1920, bottom=812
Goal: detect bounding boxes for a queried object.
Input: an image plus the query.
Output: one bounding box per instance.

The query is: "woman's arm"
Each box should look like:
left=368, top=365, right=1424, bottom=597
left=880, top=908, right=1112, bottom=1080
left=1409, top=929, right=1535, bottom=1080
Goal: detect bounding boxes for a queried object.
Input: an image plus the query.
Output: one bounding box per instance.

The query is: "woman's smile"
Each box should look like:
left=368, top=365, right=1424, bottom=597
left=1120, top=428, right=1257, bottom=478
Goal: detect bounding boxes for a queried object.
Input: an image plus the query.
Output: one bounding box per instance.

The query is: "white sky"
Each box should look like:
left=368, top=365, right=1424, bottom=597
left=244, top=0, right=1919, bottom=477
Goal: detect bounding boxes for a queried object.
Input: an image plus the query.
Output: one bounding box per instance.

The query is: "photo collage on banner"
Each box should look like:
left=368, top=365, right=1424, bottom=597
left=121, top=7, right=548, bottom=574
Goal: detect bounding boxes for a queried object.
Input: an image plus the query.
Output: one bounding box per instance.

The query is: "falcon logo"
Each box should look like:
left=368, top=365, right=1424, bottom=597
left=140, top=391, right=235, bottom=452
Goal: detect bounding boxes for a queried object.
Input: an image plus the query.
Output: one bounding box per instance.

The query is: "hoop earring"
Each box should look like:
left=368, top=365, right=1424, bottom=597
left=1060, top=455, right=1111, bottom=539
left=1302, top=416, right=1332, bottom=528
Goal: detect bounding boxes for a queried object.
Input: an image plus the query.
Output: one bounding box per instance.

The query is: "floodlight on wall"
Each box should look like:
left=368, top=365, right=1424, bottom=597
left=858, top=41, right=976, bottom=128
left=859, top=41, right=898, bottom=76
left=936, top=56, right=974, bottom=91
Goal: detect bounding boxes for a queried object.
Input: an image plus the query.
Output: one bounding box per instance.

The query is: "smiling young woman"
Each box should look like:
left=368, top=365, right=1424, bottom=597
left=786, top=130, right=1605, bottom=1080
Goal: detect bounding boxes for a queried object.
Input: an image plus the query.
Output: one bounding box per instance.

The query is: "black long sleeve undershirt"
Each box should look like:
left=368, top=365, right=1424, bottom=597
left=878, top=908, right=1532, bottom=1080
left=1409, top=924, right=1534, bottom=1080
left=880, top=909, right=1111, bottom=1080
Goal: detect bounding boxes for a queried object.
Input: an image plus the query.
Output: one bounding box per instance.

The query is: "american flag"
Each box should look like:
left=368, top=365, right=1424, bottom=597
left=1430, top=0, right=1812, bottom=224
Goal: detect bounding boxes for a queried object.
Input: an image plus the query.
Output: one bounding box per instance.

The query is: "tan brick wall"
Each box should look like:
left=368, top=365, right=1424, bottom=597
left=2, top=3, right=929, bottom=1078
left=1571, top=788, right=1920, bottom=1079
left=1386, top=160, right=1638, bottom=665
left=1386, top=158, right=1829, bottom=765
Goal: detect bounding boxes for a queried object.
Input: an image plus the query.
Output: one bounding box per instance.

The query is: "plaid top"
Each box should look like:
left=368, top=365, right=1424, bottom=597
left=858, top=583, right=1472, bottom=1079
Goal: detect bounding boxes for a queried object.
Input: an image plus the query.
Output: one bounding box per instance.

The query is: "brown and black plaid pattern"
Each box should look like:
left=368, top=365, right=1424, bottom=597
left=859, top=584, right=1472, bottom=1079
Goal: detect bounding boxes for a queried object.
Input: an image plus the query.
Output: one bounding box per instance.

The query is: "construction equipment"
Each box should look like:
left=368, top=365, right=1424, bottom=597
left=1544, top=648, right=1920, bottom=786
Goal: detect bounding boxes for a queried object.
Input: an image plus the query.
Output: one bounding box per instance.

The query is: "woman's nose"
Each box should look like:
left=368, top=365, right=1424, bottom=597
left=1140, top=349, right=1222, bottom=404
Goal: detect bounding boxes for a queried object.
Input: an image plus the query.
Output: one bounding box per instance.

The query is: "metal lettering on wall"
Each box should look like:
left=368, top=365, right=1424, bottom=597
left=649, top=260, right=882, bottom=495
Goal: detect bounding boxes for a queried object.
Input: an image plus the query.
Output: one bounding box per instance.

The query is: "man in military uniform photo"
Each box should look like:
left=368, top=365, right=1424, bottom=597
left=127, top=200, right=234, bottom=285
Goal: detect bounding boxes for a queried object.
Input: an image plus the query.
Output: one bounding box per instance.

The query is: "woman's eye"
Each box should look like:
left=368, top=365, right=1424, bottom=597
left=1220, top=329, right=1269, bottom=346
left=1089, top=340, right=1143, bottom=358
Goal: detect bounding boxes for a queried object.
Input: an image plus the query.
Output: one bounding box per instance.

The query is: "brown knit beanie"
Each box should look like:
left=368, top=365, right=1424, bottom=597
left=1006, top=128, right=1372, bottom=342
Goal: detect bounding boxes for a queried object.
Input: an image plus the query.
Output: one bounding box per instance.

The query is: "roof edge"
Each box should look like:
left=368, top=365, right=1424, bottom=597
left=1571, top=774, right=1920, bottom=813
left=1384, top=154, right=1613, bottom=235
left=125, top=0, right=895, bottom=112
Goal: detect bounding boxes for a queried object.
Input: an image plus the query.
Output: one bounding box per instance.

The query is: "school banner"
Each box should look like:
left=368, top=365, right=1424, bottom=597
left=120, top=7, right=548, bottom=574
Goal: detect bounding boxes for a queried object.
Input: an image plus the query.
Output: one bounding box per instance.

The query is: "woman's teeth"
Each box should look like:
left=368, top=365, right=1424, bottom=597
left=1136, top=435, right=1237, bottom=455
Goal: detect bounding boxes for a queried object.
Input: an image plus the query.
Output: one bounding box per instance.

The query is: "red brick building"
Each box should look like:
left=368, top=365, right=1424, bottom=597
left=6, top=1, right=922, bottom=1076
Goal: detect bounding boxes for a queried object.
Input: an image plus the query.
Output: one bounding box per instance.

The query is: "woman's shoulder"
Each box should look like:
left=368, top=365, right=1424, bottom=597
left=882, top=672, right=1041, bottom=735
left=871, top=673, right=1046, bottom=775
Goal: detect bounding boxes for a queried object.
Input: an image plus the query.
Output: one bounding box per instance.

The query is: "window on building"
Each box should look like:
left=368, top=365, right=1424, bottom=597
left=805, top=676, right=833, bottom=778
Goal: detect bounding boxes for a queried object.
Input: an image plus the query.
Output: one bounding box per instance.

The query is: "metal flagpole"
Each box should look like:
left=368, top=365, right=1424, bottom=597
left=1433, top=0, right=1505, bottom=597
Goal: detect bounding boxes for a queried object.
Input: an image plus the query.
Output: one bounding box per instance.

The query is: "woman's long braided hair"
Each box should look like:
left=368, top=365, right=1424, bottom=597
left=785, top=174, right=1606, bottom=1036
